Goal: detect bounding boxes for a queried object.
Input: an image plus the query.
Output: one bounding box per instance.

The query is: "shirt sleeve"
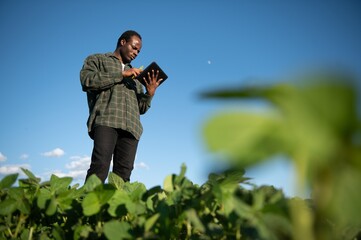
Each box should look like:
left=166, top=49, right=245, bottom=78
left=134, top=81, right=152, bottom=114
left=138, top=93, right=153, bottom=114
left=80, top=55, right=123, bottom=92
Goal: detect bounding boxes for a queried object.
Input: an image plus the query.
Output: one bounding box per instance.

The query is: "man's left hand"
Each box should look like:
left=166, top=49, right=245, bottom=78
left=143, top=70, right=164, bottom=96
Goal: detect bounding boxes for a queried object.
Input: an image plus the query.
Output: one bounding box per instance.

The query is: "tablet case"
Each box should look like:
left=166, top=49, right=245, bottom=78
left=136, top=62, right=168, bottom=86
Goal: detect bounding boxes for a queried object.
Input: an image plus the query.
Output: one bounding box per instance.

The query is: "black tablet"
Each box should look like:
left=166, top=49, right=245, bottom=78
left=136, top=62, right=168, bottom=86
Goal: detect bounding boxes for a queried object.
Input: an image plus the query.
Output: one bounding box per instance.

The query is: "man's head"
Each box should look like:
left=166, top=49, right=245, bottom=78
left=116, top=30, right=142, bottom=64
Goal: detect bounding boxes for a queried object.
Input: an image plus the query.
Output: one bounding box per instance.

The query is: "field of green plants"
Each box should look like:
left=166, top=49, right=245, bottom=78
left=1, top=73, right=360, bottom=239
left=0, top=166, right=294, bottom=240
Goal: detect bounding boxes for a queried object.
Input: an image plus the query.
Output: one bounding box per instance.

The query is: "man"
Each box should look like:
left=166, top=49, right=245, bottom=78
left=80, top=30, right=162, bottom=182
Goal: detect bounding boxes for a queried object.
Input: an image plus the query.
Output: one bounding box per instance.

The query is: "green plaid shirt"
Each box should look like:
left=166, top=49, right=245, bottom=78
left=80, top=52, right=152, bottom=140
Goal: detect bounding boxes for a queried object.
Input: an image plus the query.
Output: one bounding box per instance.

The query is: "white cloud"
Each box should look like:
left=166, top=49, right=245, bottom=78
left=41, top=155, right=151, bottom=184
left=50, top=169, right=87, bottom=179
left=0, top=164, right=31, bottom=175
left=66, top=156, right=90, bottom=170
left=135, top=161, right=149, bottom=170
left=0, top=152, right=7, bottom=162
left=42, top=148, right=65, bottom=157
left=20, top=154, right=29, bottom=160
left=43, top=155, right=90, bottom=181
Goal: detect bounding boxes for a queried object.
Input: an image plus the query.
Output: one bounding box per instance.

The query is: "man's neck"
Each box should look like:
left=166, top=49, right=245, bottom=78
left=113, top=50, right=123, bottom=63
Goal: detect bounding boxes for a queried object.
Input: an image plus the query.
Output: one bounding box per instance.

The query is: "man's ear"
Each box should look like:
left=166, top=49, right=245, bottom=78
left=120, top=39, right=127, bottom=46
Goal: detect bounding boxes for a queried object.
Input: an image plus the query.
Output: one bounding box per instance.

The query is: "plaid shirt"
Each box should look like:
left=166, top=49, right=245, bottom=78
left=80, top=52, right=152, bottom=140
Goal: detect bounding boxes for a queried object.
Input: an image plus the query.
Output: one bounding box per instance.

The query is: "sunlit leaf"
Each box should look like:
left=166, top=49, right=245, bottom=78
left=0, top=198, right=17, bottom=215
left=83, top=174, right=102, bottom=192
left=186, top=208, right=205, bottom=232
left=50, top=174, right=73, bottom=194
left=163, top=175, right=174, bottom=192
left=103, top=220, right=132, bottom=240
left=107, top=189, right=129, bottom=217
left=108, top=172, right=125, bottom=190
left=203, top=111, right=283, bottom=166
left=46, top=196, right=58, bottom=216
left=21, top=168, right=39, bottom=181
left=145, top=213, right=160, bottom=232
left=124, top=182, right=147, bottom=201
left=0, top=173, right=18, bottom=189
left=37, top=188, right=52, bottom=209
left=82, top=192, right=100, bottom=216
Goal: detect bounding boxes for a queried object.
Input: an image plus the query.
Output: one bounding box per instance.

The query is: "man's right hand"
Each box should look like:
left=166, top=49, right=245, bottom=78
left=122, top=68, right=143, bottom=78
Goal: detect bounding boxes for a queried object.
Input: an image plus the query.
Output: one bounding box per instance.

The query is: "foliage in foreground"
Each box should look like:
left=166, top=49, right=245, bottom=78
left=202, top=72, right=361, bottom=240
left=0, top=166, right=294, bottom=240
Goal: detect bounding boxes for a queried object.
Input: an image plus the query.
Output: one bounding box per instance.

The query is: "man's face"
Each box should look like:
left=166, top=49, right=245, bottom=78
left=119, top=36, right=142, bottom=64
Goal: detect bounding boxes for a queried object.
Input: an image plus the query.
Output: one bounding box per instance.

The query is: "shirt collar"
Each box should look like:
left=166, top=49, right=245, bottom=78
left=106, top=52, right=132, bottom=68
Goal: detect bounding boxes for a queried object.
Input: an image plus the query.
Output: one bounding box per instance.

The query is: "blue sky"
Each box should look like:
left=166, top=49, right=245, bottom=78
left=1, top=1, right=360, bottom=196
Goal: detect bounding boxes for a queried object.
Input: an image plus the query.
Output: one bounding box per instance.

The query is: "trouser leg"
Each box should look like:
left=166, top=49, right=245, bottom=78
left=85, top=126, right=117, bottom=182
left=112, top=129, right=139, bottom=182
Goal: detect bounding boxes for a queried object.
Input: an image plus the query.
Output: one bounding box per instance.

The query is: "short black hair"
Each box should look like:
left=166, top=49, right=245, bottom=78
left=116, top=30, right=142, bottom=48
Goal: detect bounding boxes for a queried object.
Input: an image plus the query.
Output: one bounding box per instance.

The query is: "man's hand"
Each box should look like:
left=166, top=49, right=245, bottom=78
left=143, top=69, right=164, bottom=96
left=122, top=68, right=142, bottom=78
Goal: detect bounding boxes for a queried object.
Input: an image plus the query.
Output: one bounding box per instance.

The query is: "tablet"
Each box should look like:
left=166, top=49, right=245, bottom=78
left=136, top=62, right=168, bottom=86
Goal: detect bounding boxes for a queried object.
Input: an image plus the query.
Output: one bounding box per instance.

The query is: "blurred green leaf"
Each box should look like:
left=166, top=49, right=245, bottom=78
left=204, top=112, right=283, bottom=166
left=82, top=192, right=100, bottom=216
left=187, top=209, right=205, bottom=232
left=163, top=175, right=174, bottom=192
left=20, top=168, right=41, bottom=185
left=107, top=189, right=129, bottom=217
left=0, top=198, right=17, bottom=215
left=103, top=220, right=132, bottom=240
left=37, top=188, right=52, bottom=209
left=123, top=182, right=147, bottom=201
left=145, top=213, right=160, bottom=232
left=45, top=196, right=58, bottom=216
left=74, top=225, right=93, bottom=240
left=108, top=172, right=125, bottom=190
left=95, top=184, right=115, bottom=206
left=83, top=174, right=102, bottom=192
left=202, top=74, right=360, bottom=239
left=7, top=187, right=31, bottom=214
left=0, top=173, right=18, bottom=190
left=49, top=175, right=72, bottom=194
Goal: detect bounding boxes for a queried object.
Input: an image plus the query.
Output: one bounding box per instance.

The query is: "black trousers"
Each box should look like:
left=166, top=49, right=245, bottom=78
left=85, top=125, right=139, bottom=183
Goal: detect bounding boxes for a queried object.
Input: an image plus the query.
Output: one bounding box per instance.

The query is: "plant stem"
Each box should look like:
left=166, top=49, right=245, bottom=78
left=28, top=227, right=34, bottom=240
left=7, top=227, right=14, bottom=238
left=14, top=213, right=27, bottom=238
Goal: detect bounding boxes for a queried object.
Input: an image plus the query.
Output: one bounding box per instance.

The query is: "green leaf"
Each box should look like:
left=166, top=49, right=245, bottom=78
left=107, top=190, right=129, bottom=217
left=52, top=225, right=65, bottom=240
left=145, top=213, right=160, bottom=232
left=82, top=192, right=100, bottom=216
left=179, top=163, right=187, bottom=179
left=163, top=175, right=174, bottom=192
left=45, top=196, right=58, bottom=216
left=126, top=201, right=146, bottom=215
left=97, top=186, right=115, bottom=205
left=21, top=168, right=41, bottom=183
left=203, top=112, right=283, bottom=167
left=186, top=209, right=205, bottom=233
left=126, top=182, right=146, bottom=201
left=5, top=187, right=30, bottom=214
left=0, top=173, right=18, bottom=189
left=103, top=220, right=132, bottom=240
left=83, top=174, right=102, bottom=192
left=37, top=188, right=52, bottom=209
left=50, top=175, right=73, bottom=194
left=0, top=198, right=17, bottom=215
left=74, top=225, right=93, bottom=240
left=108, top=172, right=125, bottom=189
left=57, top=187, right=83, bottom=210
